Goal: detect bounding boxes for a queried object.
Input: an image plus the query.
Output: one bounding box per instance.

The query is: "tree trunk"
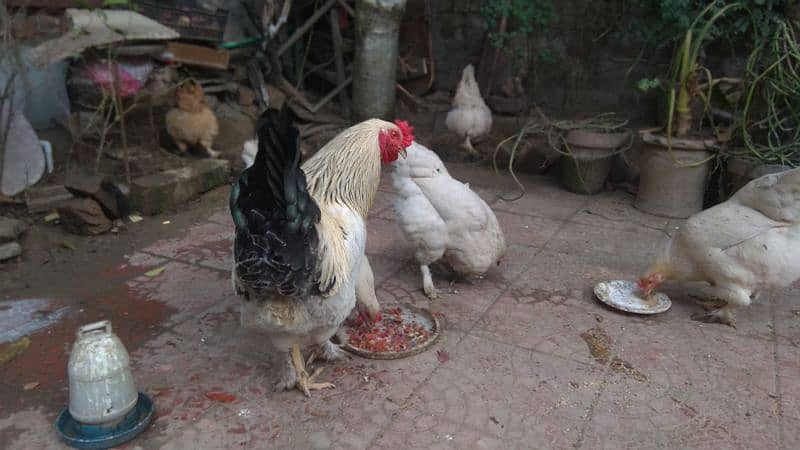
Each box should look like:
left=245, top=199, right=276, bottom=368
left=352, top=0, right=407, bottom=121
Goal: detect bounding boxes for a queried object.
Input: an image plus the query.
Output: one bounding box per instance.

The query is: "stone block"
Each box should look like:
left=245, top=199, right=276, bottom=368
left=0, top=242, right=22, bottom=261
left=0, top=217, right=26, bottom=243
left=64, top=171, right=131, bottom=219
left=131, top=159, right=230, bottom=215
left=56, top=198, right=112, bottom=235
left=25, top=185, right=74, bottom=213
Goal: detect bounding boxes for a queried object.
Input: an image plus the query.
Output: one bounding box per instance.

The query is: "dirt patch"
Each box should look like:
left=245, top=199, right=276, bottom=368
left=0, top=188, right=230, bottom=419
left=581, top=326, right=647, bottom=382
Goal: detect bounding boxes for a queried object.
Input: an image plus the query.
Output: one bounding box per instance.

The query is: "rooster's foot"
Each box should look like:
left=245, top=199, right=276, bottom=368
left=291, top=344, right=335, bottom=397
left=296, top=367, right=335, bottom=397
left=691, top=308, right=736, bottom=328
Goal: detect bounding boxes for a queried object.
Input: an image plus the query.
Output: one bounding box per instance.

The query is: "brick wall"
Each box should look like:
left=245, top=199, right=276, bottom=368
left=429, top=0, right=665, bottom=120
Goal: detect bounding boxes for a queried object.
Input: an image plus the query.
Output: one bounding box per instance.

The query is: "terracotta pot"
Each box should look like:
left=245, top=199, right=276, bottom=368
left=559, top=129, right=632, bottom=195
left=634, top=130, right=715, bottom=218
left=564, top=129, right=632, bottom=149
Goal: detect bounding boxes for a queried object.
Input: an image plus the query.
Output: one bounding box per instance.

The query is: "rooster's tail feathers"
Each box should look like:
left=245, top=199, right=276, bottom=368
left=230, top=106, right=325, bottom=297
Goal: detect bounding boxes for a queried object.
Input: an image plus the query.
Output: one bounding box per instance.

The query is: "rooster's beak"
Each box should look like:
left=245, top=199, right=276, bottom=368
left=400, top=148, right=408, bottom=159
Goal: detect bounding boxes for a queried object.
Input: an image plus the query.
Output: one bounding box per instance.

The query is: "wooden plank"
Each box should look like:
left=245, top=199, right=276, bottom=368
left=167, top=42, right=230, bottom=70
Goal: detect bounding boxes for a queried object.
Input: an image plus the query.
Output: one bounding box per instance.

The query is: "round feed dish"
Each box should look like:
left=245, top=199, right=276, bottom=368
left=342, top=304, right=441, bottom=360
left=56, top=392, right=154, bottom=450
left=594, top=280, right=671, bottom=314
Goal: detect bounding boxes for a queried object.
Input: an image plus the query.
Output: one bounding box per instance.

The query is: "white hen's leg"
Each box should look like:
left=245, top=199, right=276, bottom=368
left=319, top=340, right=347, bottom=361
left=691, top=285, right=752, bottom=328
left=421, top=265, right=438, bottom=300
left=462, top=136, right=477, bottom=154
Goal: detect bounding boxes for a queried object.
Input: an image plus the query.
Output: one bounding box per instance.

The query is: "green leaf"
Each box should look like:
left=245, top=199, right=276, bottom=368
left=144, top=267, right=167, bottom=278
left=637, top=78, right=662, bottom=92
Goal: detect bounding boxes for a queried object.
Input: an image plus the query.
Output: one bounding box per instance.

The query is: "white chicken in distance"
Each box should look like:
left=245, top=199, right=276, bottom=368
left=446, top=64, right=493, bottom=154
left=638, top=167, right=800, bottom=326
left=392, top=141, right=506, bottom=299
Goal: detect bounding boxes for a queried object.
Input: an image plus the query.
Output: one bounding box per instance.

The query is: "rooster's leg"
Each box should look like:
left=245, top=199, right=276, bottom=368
left=421, top=265, right=438, bottom=300
left=291, top=344, right=335, bottom=397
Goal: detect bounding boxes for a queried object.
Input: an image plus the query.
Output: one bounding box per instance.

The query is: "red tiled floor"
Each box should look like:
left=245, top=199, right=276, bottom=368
left=1, top=166, right=797, bottom=449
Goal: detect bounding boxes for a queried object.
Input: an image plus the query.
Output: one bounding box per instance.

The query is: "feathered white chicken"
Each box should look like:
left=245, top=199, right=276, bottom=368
left=445, top=64, right=492, bottom=154
left=638, top=167, right=800, bottom=326
left=230, top=106, right=413, bottom=395
left=392, top=141, right=506, bottom=299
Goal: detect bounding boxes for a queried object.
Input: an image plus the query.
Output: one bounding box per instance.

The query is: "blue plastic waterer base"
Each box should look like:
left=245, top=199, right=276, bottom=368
left=56, top=392, right=155, bottom=450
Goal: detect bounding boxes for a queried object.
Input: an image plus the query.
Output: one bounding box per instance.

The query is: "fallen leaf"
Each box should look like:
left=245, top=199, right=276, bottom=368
left=44, top=212, right=60, bottom=223
left=144, top=266, right=166, bottom=277
left=59, top=241, right=76, bottom=251
left=23, top=382, right=39, bottom=391
left=205, top=392, right=236, bottom=403
left=0, top=337, right=31, bottom=365
left=437, top=350, right=450, bottom=363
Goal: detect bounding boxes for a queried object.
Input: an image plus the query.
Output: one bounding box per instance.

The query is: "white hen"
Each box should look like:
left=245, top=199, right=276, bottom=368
left=392, top=141, right=506, bottom=299
left=638, top=167, right=800, bottom=326
left=445, top=64, right=492, bottom=154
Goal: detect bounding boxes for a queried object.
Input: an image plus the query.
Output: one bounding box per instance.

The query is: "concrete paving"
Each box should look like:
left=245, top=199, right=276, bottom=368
left=1, top=165, right=798, bottom=449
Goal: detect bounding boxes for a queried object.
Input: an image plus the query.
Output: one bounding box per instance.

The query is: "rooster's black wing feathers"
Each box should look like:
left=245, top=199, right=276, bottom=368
left=230, top=106, right=324, bottom=297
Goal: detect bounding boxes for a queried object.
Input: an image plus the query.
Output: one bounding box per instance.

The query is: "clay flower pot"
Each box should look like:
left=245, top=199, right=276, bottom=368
left=634, top=129, right=716, bottom=218
left=559, top=128, right=632, bottom=195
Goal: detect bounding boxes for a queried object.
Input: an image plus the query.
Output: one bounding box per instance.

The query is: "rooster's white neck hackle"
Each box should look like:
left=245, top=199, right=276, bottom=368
left=302, top=118, right=391, bottom=218
left=301, top=118, right=395, bottom=295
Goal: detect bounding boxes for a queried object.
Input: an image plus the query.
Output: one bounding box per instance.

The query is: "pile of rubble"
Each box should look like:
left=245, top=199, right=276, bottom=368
left=0, top=216, right=26, bottom=261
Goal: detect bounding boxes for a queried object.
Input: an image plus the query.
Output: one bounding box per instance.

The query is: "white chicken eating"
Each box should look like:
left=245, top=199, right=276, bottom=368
left=230, top=106, right=413, bottom=395
left=445, top=64, right=493, bottom=154
left=392, top=141, right=506, bottom=299
left=638, top=167, right=800, bottom=326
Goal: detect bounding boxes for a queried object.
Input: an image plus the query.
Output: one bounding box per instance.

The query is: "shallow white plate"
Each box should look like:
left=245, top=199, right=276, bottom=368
left=594, top=280, right=671, bottom=315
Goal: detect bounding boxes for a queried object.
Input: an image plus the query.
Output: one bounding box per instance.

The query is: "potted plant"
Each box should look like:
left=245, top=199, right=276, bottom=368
left=557, top=115, right=632, bottom=195
left=732, top=6, right=798, bottom=185
left=690, top=2, right=800, bottom=197
left=633, top=1, right=743, bottom=218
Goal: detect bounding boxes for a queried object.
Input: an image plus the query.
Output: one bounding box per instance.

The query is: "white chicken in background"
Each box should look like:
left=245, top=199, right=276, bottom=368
left=638, top=167, right=800, bottom=326
left=392, top=141, right=506, bottom=299
left=445, top=64, right=493, bottom=154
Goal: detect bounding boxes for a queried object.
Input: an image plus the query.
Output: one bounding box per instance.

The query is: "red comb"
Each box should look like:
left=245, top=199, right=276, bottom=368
left=394, top=120, right=414, bottom=147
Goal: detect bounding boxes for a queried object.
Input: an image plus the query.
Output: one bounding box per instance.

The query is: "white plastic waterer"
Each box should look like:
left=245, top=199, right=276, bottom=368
left=67, top=320, right=138, bottom=426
